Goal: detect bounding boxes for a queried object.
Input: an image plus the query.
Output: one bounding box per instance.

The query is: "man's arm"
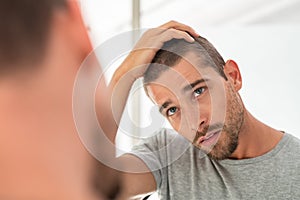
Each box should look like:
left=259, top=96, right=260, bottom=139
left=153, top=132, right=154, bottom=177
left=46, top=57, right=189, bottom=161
left=96, top=21, right=199, bottom=198
left=115, top=154, right=157, bottom=200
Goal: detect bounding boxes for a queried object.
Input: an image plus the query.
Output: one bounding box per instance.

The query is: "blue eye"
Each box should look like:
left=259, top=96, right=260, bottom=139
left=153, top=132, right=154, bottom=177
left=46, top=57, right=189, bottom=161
left=167, top=107, right=177, bottom=116
left=193, top=87, right=205, bottom=97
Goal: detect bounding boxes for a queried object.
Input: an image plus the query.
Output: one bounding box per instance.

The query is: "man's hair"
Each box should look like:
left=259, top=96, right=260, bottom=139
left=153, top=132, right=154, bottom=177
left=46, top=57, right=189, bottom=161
left=0, top=0, right=67, bottom=73
left=143, top=36, right=227, bottom=84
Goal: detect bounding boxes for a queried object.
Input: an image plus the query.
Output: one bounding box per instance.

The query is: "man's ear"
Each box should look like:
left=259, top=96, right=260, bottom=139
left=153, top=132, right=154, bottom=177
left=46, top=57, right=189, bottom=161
left=224, top=60, right=242, bottom=91
left=58, top=0, right=93, bottom=57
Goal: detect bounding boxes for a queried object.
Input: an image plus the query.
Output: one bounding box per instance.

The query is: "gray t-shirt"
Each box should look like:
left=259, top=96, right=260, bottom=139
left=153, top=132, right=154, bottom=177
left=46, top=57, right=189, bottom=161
left=129, top=129, right=300, bottom=200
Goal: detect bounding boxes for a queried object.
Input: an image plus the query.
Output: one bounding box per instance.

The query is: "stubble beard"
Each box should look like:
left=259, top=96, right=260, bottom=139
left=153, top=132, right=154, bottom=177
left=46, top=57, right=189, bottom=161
left=193, top=86, right=245, bottom=160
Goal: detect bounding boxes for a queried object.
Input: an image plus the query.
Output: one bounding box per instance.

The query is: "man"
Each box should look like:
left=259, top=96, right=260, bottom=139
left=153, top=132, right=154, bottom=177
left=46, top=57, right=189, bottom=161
left=0, top=0, right=122, bottom=199
left=110, top=26, right=300, bottom=199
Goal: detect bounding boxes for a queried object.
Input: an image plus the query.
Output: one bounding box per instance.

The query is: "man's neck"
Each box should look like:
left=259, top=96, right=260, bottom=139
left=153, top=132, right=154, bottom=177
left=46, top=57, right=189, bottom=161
left=0, top=66, right=99, bottom=200
left=229, top=110, right=283, bottom=160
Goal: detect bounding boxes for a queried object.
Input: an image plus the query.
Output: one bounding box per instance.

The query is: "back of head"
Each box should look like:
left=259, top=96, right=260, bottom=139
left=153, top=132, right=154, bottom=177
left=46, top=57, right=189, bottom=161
left=0, top=1, right=121, bottom=199
left=143, top=36, right=227, bottom=84
left=0, top=0, right=66, bottom=75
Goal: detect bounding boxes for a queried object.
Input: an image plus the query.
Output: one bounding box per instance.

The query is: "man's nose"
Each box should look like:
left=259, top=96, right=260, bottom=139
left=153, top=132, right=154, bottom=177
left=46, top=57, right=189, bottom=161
left=197, top=114, right=209, bottom=133
left=183, top=103, right=209, bottom=130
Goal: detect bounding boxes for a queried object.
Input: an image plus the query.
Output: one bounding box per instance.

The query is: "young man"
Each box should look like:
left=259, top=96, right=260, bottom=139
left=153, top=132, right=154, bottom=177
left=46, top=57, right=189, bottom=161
left=0, top=1, right=122, bottom=199
left=111, top=27, right=300, bottom=199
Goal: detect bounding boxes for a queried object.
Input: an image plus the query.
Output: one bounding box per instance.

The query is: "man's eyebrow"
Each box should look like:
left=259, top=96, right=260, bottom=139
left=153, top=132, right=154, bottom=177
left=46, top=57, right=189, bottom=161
left=159, top=101, right=172, bottom=113
left=183, top=79, right=208, bottom=92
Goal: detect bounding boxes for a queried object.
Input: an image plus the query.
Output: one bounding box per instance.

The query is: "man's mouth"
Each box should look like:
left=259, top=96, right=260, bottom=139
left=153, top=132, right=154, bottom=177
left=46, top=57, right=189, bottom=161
left=196, top=130, right=221, bottom=147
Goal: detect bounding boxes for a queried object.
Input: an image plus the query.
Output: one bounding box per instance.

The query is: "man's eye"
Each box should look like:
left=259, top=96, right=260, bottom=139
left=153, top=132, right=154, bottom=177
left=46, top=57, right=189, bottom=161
left=167, top=107, right=177, bottom=116
left=193, top=87, right=205, bottom=97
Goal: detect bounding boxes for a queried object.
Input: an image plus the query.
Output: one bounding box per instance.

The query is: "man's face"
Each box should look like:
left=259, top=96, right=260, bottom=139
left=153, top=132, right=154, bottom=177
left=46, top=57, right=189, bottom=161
left=146, top=54, right=244, bottom=160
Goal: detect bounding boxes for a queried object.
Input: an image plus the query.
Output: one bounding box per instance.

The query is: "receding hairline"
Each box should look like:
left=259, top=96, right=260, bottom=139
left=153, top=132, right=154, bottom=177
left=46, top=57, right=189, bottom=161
left=143, top=37, right=228, bottom=85
left=143, top=51, right=221, bottom=85
left=142, top=52, right=215, bottom=100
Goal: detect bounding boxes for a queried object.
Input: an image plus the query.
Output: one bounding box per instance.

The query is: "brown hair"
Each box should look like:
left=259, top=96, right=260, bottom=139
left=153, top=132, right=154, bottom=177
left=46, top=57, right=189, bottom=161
left=0, top=0, right=67, bottom=73
left=143, top=36, right=227, bottom=84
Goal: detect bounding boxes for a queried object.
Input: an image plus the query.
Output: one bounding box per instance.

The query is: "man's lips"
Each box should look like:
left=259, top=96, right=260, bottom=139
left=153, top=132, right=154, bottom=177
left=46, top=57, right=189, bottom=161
left=196, top=130, right=221, bottom=145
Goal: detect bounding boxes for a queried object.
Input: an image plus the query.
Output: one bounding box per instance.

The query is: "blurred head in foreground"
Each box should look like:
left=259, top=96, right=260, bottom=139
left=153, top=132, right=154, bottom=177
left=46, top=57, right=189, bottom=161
left=0, top=0, right=119, bottom=199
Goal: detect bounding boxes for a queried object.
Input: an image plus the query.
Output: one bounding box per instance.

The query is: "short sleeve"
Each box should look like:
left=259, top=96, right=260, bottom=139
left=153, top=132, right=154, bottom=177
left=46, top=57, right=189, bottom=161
left=127, top=128, right=191, bottom=190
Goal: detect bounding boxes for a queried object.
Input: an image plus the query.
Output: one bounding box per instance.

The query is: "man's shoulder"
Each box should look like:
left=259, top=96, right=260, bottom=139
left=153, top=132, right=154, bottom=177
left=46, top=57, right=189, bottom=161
left=280, top=133, right=300, bottom=158
left=285, top=133, right=300, bottom=147
left=129, top=128, right=192, bottom=172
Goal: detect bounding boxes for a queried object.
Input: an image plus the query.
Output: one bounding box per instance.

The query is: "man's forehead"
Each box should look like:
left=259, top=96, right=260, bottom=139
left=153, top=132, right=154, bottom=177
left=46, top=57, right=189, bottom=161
left=150, top=59, right=213, bottom=87
left=146, top=69, right=211, bottom=103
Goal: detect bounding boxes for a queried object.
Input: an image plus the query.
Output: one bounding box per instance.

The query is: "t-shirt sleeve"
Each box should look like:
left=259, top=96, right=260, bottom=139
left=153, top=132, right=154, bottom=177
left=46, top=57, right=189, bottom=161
left=127, top=129, right=170, bottom=190
left=128, top=142, right=164, bottom=190
left=127, top=128, right=190, bottom=190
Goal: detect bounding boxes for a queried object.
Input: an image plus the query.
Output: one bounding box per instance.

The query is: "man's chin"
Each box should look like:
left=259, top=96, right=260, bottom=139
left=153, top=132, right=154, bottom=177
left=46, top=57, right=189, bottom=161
left=207, top=143, right=238, bottom=160
left=207, top=151, right=229, bottom=160
left=193, top=144, right=230, bottom=160
left=192, top=132, right=239, bottom=160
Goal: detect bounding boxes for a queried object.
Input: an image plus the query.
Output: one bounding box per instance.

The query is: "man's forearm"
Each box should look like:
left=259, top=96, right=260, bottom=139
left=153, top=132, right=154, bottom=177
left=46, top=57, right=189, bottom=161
left=96, top=53, right=142, bottom=143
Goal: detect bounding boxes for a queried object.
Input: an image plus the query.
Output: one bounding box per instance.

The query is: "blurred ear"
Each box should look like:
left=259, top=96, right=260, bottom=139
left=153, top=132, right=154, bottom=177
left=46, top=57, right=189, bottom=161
left=55, top=0, right=93, bottom=58
left=69, top=0, right=93, bottom=53
left=224, top=60, right=242, bottom=91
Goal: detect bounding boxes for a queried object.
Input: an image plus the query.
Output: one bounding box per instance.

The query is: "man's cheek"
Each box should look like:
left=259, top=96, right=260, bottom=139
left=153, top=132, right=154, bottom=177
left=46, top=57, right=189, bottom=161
left=210, top=91, right=227, bottom=124
left=175, top=117, right=197, bottom=142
